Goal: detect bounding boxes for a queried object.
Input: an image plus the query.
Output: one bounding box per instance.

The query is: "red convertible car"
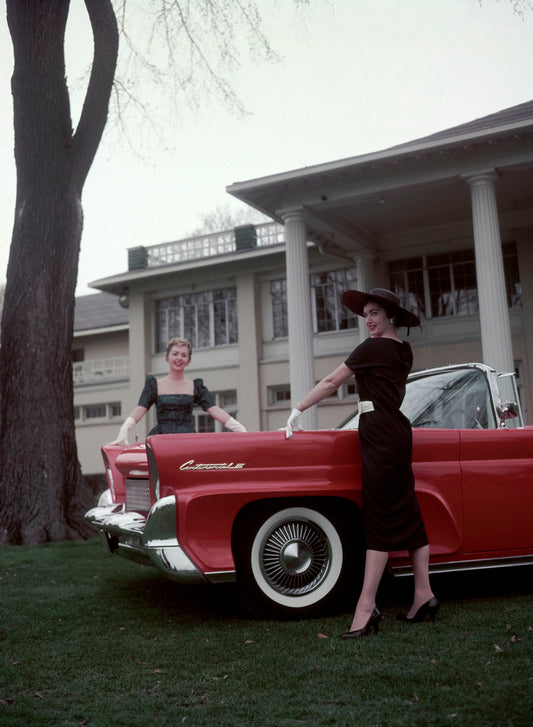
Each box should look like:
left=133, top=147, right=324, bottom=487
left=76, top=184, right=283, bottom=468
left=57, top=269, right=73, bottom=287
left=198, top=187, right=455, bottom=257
left=86, top=363, right=533, bottom=617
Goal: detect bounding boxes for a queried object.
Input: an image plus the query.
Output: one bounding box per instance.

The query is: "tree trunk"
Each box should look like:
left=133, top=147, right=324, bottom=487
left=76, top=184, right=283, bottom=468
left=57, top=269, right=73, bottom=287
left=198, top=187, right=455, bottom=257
left=0, top=0, right=118, bottom=544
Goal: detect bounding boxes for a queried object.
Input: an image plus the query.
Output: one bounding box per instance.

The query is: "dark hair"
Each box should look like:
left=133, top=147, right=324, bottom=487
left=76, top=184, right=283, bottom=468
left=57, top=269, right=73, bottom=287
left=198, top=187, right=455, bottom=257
left=366, top=296, right=402, bottom=326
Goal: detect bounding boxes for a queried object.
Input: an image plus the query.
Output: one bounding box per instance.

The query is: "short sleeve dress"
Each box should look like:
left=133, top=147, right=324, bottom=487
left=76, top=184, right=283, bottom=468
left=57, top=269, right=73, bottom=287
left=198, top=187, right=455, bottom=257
left=138, top=376, right=216, bottom=435
left=344, top=337, right=428, bottom=552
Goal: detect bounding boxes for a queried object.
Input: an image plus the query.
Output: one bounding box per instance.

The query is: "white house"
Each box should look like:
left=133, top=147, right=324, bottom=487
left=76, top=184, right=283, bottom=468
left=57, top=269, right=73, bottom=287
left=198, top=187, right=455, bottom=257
left=227, top=99, right=533, bottom=429
left=75, top=100, right=533, bottom=475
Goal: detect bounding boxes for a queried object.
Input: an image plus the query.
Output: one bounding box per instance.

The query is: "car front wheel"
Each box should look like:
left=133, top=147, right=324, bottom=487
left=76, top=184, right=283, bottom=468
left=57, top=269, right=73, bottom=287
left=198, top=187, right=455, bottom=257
left=236, top=504, right=362, bottom=618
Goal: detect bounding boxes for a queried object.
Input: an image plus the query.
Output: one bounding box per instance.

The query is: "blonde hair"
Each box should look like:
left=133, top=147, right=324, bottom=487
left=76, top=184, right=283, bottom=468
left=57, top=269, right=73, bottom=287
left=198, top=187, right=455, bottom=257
left=165, top=337, right=192, bottom=361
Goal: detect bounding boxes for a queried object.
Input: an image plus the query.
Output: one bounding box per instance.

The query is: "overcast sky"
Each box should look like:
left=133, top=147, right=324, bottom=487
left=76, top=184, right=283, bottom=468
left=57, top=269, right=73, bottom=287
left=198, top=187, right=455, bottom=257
left=1, top=0, right=533, bottom=296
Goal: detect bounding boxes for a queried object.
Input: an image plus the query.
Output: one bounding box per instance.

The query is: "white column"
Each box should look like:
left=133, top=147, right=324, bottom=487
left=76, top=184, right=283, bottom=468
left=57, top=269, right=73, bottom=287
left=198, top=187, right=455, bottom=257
left=283, top=210, right=317, bottom=429
left=236, top=273, right=261, bottom=431
left=128, top=292, right=152, bottom=439
left=354, top=252, right=375, bottom=343
left=464, top=171, right=514, bottom=372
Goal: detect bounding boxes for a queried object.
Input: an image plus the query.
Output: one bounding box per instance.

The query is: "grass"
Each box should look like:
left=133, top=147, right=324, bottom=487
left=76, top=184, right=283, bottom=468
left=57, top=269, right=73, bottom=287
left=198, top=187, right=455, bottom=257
left=0, top=539, right=531, bottom=727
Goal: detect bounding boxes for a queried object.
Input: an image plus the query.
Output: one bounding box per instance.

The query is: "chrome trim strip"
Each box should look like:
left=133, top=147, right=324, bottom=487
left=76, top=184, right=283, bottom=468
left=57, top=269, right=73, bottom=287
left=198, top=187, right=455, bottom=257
left=149, top=546, right=206, bottom=583
left=204, top=570, right=237, bottom=584
left=142, top=496, right=178, bottom=545
left=391, top=554, right=533, bottom=577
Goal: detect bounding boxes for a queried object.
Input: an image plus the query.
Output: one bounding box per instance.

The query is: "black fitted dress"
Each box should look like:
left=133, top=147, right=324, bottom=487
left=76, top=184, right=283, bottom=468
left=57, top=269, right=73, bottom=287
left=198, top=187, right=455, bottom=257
left=345, top=338, right=428, bottom=552
left=138, top=376, right=215, bottom=435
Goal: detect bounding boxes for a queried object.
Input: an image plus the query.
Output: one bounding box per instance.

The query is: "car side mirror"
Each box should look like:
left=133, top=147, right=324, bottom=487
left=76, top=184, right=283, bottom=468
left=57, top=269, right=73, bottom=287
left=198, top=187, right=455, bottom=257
left=498, top=401, right=520, bottom=427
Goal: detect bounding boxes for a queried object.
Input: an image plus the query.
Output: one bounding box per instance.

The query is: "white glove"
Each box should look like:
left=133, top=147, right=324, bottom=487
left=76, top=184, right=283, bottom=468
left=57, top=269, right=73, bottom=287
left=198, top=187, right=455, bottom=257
left=285, top=408, right=303, bottom=439
left=109, top=416, right=136, bottom=445
left=225, top=416, right=247, bottom=432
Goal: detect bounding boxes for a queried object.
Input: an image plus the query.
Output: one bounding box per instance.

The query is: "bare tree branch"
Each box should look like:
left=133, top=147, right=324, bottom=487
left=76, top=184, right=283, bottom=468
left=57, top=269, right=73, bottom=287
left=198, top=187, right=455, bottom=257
left=103, top=0, right=296, bottom=149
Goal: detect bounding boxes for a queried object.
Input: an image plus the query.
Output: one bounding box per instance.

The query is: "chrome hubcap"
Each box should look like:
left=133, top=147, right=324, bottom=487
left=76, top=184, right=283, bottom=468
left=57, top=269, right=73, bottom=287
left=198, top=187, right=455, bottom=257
left=260, top=519, right=331, bottom=595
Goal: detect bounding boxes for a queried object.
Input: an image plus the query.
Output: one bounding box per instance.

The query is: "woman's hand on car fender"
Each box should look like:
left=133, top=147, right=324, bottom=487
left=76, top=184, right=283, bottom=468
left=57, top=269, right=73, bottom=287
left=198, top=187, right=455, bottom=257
left=285, top=408, right=303, bottom=439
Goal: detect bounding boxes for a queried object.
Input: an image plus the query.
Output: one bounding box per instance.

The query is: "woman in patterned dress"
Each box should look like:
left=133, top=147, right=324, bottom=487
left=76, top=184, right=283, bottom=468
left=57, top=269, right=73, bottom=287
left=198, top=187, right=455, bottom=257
left=111, top=337, right=246, bottom=444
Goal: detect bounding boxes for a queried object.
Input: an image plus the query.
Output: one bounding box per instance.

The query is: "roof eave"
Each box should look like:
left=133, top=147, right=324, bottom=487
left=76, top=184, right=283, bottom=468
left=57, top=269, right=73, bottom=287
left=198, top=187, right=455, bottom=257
left=74, top=323, right=129, bottom=337
left=227, top=117, right=533, bottom=197
left=89, top=242, right=286, bottom=293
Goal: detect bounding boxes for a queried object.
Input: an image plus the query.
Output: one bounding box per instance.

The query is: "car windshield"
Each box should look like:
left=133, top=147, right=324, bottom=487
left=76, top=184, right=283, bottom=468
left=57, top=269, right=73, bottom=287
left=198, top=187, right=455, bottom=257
left=339, top=367, right=497, bottom=430
left=401, top=368, right=496, bottom=428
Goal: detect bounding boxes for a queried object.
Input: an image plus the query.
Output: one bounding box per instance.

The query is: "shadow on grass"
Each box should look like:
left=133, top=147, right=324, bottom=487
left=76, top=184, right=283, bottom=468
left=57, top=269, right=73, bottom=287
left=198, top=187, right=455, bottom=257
left=377, top=563, right=533, bottom=609
left=99, top=555, right=533, bottom=623
left=102, top=565, right=251, bottom=622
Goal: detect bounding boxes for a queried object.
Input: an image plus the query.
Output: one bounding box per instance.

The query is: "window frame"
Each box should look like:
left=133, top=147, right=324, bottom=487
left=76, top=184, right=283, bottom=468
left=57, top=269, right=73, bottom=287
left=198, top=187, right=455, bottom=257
left=75, top=402, right=122, bottom=423
left=193, top=390, right=239, bottom=432
left=267, top=384, right=291, bottom=406
left=388, top=243, right=521, bottom=320
left=270, top=267, right=358, bottom=340
left=155, top=287, right=238, bottom=353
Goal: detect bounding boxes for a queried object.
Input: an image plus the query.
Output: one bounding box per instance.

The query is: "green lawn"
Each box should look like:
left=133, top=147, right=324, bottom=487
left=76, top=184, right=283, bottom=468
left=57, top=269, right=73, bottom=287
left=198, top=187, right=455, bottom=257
left=1, top=539, right=531, bottom=726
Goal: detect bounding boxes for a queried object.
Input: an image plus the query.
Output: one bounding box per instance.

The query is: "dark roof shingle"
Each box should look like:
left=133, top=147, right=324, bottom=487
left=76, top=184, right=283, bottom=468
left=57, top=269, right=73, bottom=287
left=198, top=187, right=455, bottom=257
left=74, top=292, right=128, bottom=332
left=384, top=98, right=533, bottom=153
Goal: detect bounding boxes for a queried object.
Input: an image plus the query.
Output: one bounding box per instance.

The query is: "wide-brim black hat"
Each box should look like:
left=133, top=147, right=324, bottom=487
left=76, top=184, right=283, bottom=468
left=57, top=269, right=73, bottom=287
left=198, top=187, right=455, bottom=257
left=342, top=287, right=421, bottom=328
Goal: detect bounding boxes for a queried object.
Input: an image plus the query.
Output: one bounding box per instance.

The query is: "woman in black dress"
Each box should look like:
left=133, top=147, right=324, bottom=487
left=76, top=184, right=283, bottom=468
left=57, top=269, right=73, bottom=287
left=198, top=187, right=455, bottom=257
left=285, top=288, right=438, bottom=637
left=111, top=337, right=246, bottom=444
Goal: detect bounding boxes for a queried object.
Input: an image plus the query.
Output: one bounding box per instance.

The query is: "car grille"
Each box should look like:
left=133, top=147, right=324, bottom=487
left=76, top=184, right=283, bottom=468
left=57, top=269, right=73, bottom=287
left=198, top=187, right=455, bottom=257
left=125, top=478, right=151, bottom=512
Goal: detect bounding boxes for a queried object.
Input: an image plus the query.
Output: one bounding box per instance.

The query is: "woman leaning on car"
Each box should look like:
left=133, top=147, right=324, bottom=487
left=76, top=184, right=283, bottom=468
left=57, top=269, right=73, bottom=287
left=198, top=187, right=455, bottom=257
left=110, top=337, right=246, bottom=445
left=285, top=288, right=439, bottom=638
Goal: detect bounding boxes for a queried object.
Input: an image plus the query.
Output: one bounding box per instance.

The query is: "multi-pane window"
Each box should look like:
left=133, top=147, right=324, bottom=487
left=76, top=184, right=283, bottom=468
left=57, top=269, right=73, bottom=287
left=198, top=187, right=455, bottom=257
left=155, top=288, right=237, bottom=352
left=388, top=243, right=521, bottom=319
left=193, top=390, right=238, bottom=432
left=85, top=404, right=107, bottom=419
left=388, top=258, right=426, bottom=322
left=270, top=267, right=357, bottom=339
left=427, top=250, right=478, bottom=317
left=195, top=412, right=216, bottom=433
left=311, top=268, right=358, bottom=333
left=75, top=402, right=122, bottom=422
left=271, top=280, right=288, bottom=339
left=503, top=243, right=522, bottom=308
left=268, top=384, right=291, bottom=406
left=111, top=403, right=122, bottom=418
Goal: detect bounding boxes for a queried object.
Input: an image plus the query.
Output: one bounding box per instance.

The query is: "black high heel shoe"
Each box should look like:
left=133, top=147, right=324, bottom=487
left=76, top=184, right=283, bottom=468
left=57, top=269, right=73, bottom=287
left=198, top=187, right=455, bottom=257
left=340, top=607, right=382, bottom=639
left=397, top=597, right=440, bottom=624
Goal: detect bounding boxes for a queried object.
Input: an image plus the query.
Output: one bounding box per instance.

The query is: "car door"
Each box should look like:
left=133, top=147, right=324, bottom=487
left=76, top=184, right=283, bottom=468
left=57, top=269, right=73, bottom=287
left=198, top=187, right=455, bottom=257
left=460, top=427, right=533, bottom=553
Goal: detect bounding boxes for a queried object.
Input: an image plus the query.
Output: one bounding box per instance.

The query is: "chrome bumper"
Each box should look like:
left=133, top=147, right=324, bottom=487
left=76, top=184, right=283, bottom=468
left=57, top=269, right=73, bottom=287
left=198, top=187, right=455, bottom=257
left=85, top=495, right=207, bottom=584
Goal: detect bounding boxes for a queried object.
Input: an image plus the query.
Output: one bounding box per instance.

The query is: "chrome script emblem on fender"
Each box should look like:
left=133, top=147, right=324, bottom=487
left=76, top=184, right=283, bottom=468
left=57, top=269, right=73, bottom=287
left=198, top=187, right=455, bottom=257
left=179, top=459, right=246, bottom=471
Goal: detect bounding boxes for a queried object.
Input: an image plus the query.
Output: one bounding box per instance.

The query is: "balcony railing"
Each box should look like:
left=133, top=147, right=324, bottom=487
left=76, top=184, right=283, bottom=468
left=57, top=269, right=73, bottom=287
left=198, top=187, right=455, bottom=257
left=73, top=356, right=130, bottom=386
left=128, top=222, right=285, bottom=271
